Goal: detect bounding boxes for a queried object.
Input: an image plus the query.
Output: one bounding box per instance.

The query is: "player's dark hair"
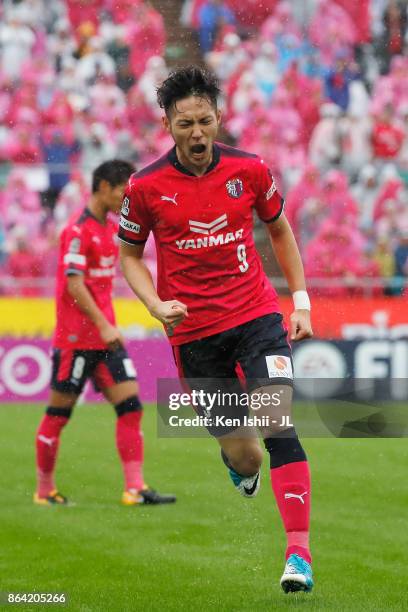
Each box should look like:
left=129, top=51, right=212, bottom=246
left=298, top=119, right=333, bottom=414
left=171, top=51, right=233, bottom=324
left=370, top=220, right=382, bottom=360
left=157, top=65, right=221, bottom=115
left=92, top=159, right=135, bottom=193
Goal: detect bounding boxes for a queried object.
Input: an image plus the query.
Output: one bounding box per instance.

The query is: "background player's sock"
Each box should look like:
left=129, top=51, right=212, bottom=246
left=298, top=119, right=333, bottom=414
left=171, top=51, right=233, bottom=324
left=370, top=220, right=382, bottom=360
left=116, top=409, right=144, bottom=491
left=36, top=409, right=70, bottom=498
left=264, top=431, right=311, bottom=564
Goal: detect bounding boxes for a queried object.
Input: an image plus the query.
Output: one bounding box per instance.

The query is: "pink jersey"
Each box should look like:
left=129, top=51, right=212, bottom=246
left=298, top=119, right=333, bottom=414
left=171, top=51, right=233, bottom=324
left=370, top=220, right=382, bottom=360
left=53, top=209, right=118, bottom=350
left=118, top=143, right=284, bottom=345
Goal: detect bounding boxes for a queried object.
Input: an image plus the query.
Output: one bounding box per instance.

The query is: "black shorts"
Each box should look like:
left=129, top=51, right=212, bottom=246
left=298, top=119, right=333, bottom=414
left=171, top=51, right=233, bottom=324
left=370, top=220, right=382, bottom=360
left=51, top=346, right=137, bottom=395
left=173, top=313, right=293, bottom=436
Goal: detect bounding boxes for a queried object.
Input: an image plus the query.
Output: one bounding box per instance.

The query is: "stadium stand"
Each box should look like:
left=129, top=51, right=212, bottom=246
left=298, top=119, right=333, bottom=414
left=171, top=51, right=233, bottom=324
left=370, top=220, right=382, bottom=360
left=0, top=0, right=407, bottom=296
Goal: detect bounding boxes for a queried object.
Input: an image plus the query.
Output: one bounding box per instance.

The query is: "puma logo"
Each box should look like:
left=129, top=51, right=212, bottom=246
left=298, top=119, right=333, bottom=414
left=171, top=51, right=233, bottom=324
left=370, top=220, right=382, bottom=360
left=38, top=435, right=55, bottom=447
left=284, top=491, right=308, bottom=504
left=161, top=193, right=178, bottom=205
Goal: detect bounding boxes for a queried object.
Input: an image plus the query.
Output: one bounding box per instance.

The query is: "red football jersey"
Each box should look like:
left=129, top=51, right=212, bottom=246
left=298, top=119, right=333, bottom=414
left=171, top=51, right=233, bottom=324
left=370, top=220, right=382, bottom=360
left=53, top=208, right=118, bottom=349
left=118, top=143, right=284, bottom=345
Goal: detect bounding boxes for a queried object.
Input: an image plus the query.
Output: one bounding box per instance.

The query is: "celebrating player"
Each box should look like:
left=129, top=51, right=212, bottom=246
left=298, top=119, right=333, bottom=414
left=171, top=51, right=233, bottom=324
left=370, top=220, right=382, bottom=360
left=118, top=67, right=313, bottom=592
left=34, top=160, right=176, bottom=507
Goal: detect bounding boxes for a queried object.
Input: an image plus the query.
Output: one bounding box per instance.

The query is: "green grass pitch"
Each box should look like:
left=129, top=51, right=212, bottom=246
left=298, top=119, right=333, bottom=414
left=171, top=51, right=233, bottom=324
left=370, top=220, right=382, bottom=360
left=0, top=403, right=407, bottom=611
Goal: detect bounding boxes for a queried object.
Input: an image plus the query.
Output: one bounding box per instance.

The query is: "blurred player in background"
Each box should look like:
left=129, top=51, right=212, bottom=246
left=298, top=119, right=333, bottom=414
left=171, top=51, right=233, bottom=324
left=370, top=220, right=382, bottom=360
left=119, top=67, right=314, bottom=593
left=34, top=160, right=176, bottom=507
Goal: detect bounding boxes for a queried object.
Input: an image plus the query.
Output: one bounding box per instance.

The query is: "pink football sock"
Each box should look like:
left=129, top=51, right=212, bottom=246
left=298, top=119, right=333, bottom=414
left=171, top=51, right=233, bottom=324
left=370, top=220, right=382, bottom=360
left=116, top=411, right=144, bottom=491
left=270, top=461, right=311, bottom=564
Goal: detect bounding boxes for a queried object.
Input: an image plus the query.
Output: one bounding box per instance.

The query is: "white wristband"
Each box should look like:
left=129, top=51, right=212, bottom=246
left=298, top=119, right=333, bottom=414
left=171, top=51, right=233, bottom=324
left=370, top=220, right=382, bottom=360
left=293, top=290, right=311, bottom=311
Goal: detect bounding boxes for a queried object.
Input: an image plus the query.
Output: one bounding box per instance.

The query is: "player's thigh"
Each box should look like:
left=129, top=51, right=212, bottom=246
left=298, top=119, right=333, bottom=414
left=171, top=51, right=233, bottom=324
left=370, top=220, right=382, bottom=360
left=49, top=348, right=91, bottom=406
left=92, top=346, right=139, bottom=404
left=48, top=389, right=79, bottom=409
left=176, top=330, right=237, bottom=380
left=177, top=340, right=252, bottom=438
left=250, top=383, right=293, bottom=437
left=102, top=381, right=139, bottom=405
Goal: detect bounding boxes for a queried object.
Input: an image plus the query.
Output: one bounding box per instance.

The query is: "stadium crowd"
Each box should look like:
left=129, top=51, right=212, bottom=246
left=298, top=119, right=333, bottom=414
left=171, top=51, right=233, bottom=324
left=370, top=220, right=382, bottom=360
left=0, top=0, right=407, bottom=296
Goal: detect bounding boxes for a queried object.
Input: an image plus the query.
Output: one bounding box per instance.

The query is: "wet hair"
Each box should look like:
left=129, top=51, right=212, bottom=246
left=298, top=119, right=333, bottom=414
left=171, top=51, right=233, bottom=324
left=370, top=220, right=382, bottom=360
left=92, top=159, right=135, bottom=193
left=157, top=65, right=221, bottom=115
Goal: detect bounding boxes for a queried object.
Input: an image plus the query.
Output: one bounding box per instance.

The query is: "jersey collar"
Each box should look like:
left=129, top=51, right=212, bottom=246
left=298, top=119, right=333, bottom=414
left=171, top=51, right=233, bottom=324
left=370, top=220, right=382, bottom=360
left=168, top=144, right=221, bottom=176
left=81, top=207, right=106, bottom=226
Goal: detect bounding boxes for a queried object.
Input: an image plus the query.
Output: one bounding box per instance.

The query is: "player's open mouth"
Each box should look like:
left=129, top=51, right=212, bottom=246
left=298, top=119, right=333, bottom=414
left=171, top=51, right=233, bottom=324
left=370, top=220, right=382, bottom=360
left=190, top=144, right=207, bottom=159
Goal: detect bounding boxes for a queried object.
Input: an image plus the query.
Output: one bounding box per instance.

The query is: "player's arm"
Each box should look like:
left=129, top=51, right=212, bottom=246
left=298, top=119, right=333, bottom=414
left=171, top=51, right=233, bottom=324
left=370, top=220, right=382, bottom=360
left=267, top=214, right=313, bottom=342
left=119, top=241, right=187, bottom=333
left=67, top=274, right=124, bottom=348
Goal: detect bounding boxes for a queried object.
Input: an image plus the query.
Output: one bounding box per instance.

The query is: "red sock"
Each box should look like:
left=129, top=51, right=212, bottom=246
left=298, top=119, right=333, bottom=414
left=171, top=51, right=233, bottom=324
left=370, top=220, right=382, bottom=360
left=116, top=411, right=144, bottom=491
left=270, top=461, right=311, bottom=564
left=36, top=413, right=69, bottom=497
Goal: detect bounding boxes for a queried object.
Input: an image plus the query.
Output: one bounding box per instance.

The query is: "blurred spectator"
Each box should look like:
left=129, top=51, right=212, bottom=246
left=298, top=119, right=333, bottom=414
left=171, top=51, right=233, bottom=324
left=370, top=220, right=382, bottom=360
left=378, top=0, right=408, bottom=73
left=372, top=235, right=396, bottom=293
left=73, top=21, right=97, bottom=60
left=288, top=0, right=318, bottom=32
left=309, top=103, right=342, bottom=173
left=309, top=0, right=357, bottom=66
left=228, top=0, right=276, bottom=30
left=47, top=19, right=76, bottom=74
left=0, top=218, right=6, bottom=265
left=137, top=56, right=168, bottom=110
left=106, top=25, right=134, bottom=92
left=66, top=0, right=102, bottom=30
left=320, top=169, right=359, bottom=223
left=0, top=127, right=40, bottom=164
left=324, top=53, right=360, bottom=111
left=372, top=105, right=405, bottom=162
left=198, top=0, right=235, bottom=54
left=40, top=128, right=80, bottom=210
left=75, top=36, right=116, bottom=85
left=277, top=128, right=307, bottom=190
left=339, top=109, right=372, bottom=179
left=108, top=0, right=143, bottom=24
left=207, top=32, right=247, bottom=82
left=304, top=218, right=375, bottom=296
left=394, top=230, right=408, bottom=291
left=1, top=171, right=43, bottom=239
left=53, top=170, right=90, bottom=232
left=352, top=165, right=382, bottom=230
left=0, top=15, right=35, bottom=80
left=261, top=1, right=302, bottom=42
left=285, top=165, right=322, bottom=240
left=252, top=41, right=279, bottom=101
left=89, top=74, right=127, bottom=123
left=126, top=2, right=166, bottom=80
left=78, top=122, right=116, bottom=180
left=6, top=230, right=45, bottom=296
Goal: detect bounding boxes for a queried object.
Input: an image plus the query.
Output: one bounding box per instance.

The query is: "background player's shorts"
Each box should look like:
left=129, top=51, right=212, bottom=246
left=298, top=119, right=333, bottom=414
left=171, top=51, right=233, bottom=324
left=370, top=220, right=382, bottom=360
left=173, top=313, right=293, bottom=437
left=50, top=346, right=137, bottom=395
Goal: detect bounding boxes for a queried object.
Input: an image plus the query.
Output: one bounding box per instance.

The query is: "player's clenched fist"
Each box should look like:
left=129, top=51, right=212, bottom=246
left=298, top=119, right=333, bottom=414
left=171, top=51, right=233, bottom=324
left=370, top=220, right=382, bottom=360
left=99, top=322, right=125, bottom=349
left=290, top=310, right=313, bottom=342
left=149, top=300, right=188, bottom=334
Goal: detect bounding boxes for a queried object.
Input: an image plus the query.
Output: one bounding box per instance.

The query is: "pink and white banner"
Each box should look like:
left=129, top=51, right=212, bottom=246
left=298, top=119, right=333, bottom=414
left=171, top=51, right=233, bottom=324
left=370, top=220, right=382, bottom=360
left=0, top=339, right=177, bottom=403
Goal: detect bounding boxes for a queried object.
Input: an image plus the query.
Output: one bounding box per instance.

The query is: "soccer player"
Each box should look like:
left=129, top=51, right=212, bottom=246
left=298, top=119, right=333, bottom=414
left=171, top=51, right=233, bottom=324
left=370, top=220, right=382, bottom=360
left=34, top=160, right=176, bottom=507
left=118, top=67, right=314, bottom=592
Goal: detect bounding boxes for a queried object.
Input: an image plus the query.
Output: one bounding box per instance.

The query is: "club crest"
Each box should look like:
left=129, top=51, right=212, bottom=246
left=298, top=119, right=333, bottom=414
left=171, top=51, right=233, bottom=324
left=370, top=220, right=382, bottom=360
left=226, top=178, right=243, bottom=199
left=121, top=196, right=130, bottom=216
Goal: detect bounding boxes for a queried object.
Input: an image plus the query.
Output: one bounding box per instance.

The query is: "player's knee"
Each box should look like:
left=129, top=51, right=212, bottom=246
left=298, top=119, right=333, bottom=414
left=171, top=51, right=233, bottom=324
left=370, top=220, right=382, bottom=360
left=114, top=396, right=143, bottom=417
left=46, top=406, right=73, bottom=420
left=263, top=428, right=307, bottom=469
left=228, top=444, right=263, bottom=476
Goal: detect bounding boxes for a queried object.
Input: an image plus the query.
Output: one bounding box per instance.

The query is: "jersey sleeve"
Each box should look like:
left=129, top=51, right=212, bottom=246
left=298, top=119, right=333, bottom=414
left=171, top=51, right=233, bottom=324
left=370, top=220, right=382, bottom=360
left=118, top=178, right=152, bottom=245
left=253, top=159, right=285, bottom=223
left=62, top=224, right=89, bottom=276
